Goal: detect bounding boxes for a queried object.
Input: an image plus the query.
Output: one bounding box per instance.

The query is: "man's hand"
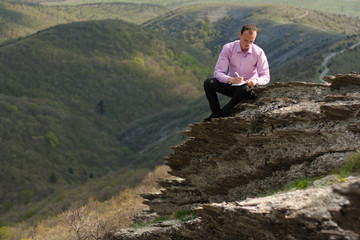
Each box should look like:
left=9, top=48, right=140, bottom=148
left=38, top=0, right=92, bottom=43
left=227, top=76, right=244, bottom=84
left=246, top=79, right=258, bottom=87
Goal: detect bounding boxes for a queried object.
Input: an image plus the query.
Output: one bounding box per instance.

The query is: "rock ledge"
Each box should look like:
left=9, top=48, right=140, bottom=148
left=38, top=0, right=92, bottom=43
left=104, top=73, right=360, bottom=240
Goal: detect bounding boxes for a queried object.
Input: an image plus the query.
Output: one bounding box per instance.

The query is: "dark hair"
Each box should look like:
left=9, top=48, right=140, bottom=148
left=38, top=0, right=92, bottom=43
left=241, top=24, right=257, bottom=34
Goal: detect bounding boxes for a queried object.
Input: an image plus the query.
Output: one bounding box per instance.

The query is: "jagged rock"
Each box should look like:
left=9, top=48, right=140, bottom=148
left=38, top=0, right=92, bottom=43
left=323, top=72, right=360, bottom=89
left=132, top=208, right=159, bottom=223
left=191, top=178, right=360, bottom=240
left=103, top=219, right=200, bottom=240
left=104, top=178, right=360, bottom=240
left=165, top=74, right=360, bottom=205
left=141, top=178, right=207, bottom=216
left=332, top=181, right=360, bottom=234
left=104, top=73, right=360, bottom=240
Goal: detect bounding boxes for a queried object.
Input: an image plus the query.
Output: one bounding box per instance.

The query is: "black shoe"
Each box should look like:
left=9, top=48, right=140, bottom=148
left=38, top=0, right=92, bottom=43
left=203, top=113, right=220, bottom=122
left=203, top=115, right=213, bottom=122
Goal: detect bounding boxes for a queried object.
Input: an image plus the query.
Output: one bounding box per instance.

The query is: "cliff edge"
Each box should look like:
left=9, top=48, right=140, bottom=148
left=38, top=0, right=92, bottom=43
left=104, top=73, right=360, bottom=240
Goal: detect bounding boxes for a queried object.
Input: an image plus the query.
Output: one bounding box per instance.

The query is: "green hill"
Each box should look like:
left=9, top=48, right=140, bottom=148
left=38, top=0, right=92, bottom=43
left=2, top=0, right=358, bottom=44
left=0, top=19, right=213, bottom=224
left=0, top=0, right=169, bottom=43
left=3, top=0, right=360, bottom=17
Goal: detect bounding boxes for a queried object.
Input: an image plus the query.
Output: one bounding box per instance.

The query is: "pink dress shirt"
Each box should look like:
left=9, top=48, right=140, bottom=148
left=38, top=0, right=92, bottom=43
left=213, top=40, right=270, bottom=85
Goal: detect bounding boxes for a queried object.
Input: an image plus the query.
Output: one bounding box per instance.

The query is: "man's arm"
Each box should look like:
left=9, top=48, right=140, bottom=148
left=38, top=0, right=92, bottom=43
left=256, top=50, right=270, bottom=85
left=213, top=44, right=232, bottom=83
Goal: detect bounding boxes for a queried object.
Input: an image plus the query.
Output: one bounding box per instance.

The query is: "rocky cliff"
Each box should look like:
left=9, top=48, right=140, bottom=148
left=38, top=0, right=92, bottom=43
left=104, top=73, right=360, bottom=240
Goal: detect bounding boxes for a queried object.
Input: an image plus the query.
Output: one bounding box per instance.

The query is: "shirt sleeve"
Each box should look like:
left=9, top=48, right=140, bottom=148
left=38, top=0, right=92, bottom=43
left=256, top=50, right=270, bottom=85
left=213, top=44, right=231, bottom=83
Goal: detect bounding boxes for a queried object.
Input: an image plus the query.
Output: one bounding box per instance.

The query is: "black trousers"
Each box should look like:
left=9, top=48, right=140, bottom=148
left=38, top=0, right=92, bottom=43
left=203, top=78, right=256, bottom=118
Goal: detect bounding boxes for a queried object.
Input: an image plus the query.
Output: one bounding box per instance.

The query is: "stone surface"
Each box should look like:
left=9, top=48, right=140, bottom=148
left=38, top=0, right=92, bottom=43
left=104, top=178, right=360, bottom=240
left=104, top=73, right=360, bottom=240
left=166, top=74, right=360, bottom=205
left=332, top=181, right=360, bottom=235
left=141, top=178, right=206, bottom=216
left=191, top=178, right=360, bottom=240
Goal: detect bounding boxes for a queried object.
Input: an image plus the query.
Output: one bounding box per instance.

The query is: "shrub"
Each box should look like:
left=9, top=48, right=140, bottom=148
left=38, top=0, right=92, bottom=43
left=3, top=200, right=13, bottom=211
left=340, top=150, right=360, bottom=177
left=291, top=176, right=323, bottom=190
left=173, top=209, right=197, bottom=222
left=46, top=131, right=59, bottom=148
left=18, top=190, right=34, bottom=205
left=295, top=179, right=312, bottom=189
left=131, top=217, right=169, bottom=229
left=133, top=57, right=145, bottom=68
left=22, top=209, right=36, bottom=220
left=120, top=146, right=133, bottom=156
left=10, top=105, right=18, bottom=112
left=0, top=226, right=11, bottom=240
left=49, top=173, right=57, bottom=183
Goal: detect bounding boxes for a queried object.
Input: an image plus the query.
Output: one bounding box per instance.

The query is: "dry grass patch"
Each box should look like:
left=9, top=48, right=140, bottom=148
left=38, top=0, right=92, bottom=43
left=8, top=165, right=172, bottom=240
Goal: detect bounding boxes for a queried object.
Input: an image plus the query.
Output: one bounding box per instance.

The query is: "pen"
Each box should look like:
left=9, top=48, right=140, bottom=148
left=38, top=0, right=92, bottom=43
left=235, top=72, right=240, bottom=77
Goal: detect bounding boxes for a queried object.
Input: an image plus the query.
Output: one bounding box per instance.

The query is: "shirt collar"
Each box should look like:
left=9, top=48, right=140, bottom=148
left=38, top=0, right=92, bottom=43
left=237, top=40, right=253, bottom=55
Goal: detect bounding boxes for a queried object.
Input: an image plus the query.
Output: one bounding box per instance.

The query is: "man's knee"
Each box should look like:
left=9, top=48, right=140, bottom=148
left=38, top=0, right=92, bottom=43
left=204, top=78, right=218, bottom=90
left=234, top=85, right=257, bottom=99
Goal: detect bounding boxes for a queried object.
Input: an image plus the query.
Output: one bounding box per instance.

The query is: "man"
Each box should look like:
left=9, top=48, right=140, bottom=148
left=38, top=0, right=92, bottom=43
left=203, top=23, right=270, bottom=121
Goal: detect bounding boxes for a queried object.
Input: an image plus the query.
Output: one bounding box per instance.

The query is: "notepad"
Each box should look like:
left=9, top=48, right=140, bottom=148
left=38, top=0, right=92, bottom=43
left=232, top=72, right=246, bottom=86
left=231, top=82, right=246, bottom=86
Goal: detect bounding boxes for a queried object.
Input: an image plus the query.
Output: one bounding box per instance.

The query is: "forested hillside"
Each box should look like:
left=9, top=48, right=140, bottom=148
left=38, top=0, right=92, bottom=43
left=327, top=43, right=360, bottom=75
left=0, top=0, right=168, bottom=43
left=0, top=19, right=213, bottom=224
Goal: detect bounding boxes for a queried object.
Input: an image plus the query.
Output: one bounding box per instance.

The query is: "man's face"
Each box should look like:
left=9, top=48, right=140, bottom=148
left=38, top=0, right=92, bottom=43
left=239, top=30, right=257, bottom=52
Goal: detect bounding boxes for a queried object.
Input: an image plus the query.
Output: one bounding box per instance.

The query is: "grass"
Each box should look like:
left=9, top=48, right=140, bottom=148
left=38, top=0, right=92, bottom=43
left=259, top=149, right=360, bottom=198
left=173, top=209, right=197, bottom=222
left=258, top=176, right=322, bottom=197
left=287, top=177, right=323, bottom=190
left=340, top=150, right=360, bottom=177
left=131, top=216, right=170, bottom=229
left=6, top=166, right=173, bottom=239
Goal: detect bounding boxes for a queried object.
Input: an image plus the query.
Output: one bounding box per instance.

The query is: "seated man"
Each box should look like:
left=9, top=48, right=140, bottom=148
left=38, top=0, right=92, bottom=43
left=203, top=23, right=270, bottom=121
